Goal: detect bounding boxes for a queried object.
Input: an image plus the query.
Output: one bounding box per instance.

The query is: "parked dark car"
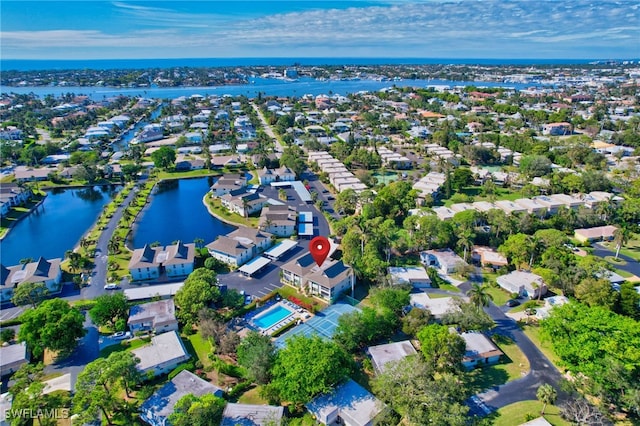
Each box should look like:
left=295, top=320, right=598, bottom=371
left=506, top=299, right=520, bottom=307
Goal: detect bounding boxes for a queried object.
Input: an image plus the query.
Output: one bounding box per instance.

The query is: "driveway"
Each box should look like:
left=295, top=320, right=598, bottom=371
left=44, top=313, right=99, bottom=392
left=251, top=102, right=284, bottom=158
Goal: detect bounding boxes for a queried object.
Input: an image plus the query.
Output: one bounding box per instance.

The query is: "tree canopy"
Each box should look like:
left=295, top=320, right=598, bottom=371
left=89, top=292, right=129, bottom=329
left=267, top=335, right=353, bottom=405
left=18, top=298, right=86, bottom=358
left=174, top=268, right=220, bottom=323
left=417, top=323, right=466, bottom=373
left=236, top=330, right=276, bottom=384
left=150, top=146, right=176, bottom=169
left=168, top=393, right=226, bottom=426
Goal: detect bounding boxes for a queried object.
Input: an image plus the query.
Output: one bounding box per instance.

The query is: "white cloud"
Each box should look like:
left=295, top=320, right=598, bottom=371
left=1, top=0, right=638, bottom=59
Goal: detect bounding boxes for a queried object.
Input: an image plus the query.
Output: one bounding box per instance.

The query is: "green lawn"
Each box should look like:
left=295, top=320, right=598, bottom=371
left=99, top=337, right=150, bottom=358
left=187, top=332, right=213, bottom=367
left=206, top=196, right=259, bottom=227
left=434, top=282, right=461, bottom=293
left=156, top=169, right=221, bottom=180
left=466, top=335, right=530, bottom=396
left=614, top=268, right=635, bottom=278
left=238, top=386, right=267, bottom=404
left=485, top=286, right=511, bottom=307
left=492, top=401, right=569, bottom=426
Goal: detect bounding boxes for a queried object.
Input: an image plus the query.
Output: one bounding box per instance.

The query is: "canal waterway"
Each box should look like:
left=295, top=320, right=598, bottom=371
left=0, top=76, right=537, bottom=101
left=112, top=103, right=163, bottom=151
left=1, top=185, right=120, bottom=265
left=131, top=177, right=235, bottom=248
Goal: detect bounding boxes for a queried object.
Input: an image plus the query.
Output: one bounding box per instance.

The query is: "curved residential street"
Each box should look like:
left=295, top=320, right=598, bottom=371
left=453, top=281, right=564, bottom=416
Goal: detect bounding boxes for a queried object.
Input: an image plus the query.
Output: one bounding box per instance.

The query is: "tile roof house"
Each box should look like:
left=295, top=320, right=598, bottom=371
left=127, top=299, right=179, bottom=334
left=306, top=379, right=385, bottom=426
left=128, top=242, right=195, bottom=281
left=221, top=403, right=285, bottom=426
left=574, top=225, right=618, bottom=243
left=221, top=191, right=269, bottom=217
left=210, top=174, right=247, bottom=197
left=0, top=257, right=62, bottom=303
left=280, top=252, right=354, bottom=303
left=140, top=370, right=223, bottom=426
left=206, top=227, right=273, bottom=267
left=131, top=331, right=190, bottom=377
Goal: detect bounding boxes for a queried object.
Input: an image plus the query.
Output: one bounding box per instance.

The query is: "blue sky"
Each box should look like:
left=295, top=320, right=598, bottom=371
left=1, top=0, right=638, bottom=60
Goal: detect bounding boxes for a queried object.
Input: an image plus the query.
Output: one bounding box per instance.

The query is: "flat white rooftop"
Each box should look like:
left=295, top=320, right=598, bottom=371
left=124, top=282, right=184, bottom=301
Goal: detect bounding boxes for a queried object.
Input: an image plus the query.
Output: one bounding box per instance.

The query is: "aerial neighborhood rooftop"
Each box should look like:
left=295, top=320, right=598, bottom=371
left=0, top=62, right=639, bottom=425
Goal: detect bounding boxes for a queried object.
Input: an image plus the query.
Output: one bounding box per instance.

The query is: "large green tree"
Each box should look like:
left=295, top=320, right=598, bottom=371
left=417, top=323, right=466, bottom=373
left=441, top=299, right=495, bottom=332
left=89, top=293, right=129, bottom=329
left=267, top=335, right=353, bottom=405
left=11, top=282, right=49, bottom=308
left=174, top=268, right=220, bottom=323
left=18, top=298, right=86, bottom=358
left=236, top=331, right=276, bottom=384
left=371, top=355, right=468, bottom=425
left=150, top=146, right=176, bottom=169
left=168, top=393, right=226, bottom=426
left=333, top=306, right=397, bottom=353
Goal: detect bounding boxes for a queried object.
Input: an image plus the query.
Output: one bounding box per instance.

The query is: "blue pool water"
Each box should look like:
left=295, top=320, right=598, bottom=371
left=253, top=305, right=294, bottom=330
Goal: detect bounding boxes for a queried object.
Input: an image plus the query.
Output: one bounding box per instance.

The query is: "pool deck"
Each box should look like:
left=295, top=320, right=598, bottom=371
left=244, top=300, right=312, bottom=337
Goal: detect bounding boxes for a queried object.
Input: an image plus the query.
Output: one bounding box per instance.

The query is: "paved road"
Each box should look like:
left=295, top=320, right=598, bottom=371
left=592, top=242, right=640, bottom=276
left=43, top=313, right=99, bottom=391
left=251, top=102, right=284, bottom=157
left=82, top=182, right=142, bottom=300
left=453, top=281, right=564, bottom=416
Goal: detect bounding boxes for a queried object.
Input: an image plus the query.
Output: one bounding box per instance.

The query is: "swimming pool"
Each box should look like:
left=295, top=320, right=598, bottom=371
left=253, top=305, right=294, bottom=330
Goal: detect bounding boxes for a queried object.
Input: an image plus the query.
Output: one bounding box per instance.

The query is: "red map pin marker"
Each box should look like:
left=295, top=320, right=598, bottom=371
left=309, top=236, right=330, bottom=267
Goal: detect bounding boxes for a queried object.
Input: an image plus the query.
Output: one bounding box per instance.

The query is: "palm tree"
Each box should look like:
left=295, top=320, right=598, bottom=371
left=108, top=237, right=120, bottom=255
left=613, top=226, right=630, bottom=260
left=193, top=238, right=204, bottom=249
left=456, top=227, right=475, bottom=262
left=467, top=283, right=493, bottom=309
left=536, top=383, right=557, bottom=415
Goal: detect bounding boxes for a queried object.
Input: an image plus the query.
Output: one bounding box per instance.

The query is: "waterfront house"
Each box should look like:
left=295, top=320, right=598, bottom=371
left=220, top=191, right=269, bottom=217
left=128, top=245, right=162, bottom=281
left=131, top=331, right=190, bottom=377
left=459, top=331, right=503, bottom=369
left=128, top=242, right=195, bottom=281
left=280, top=252, right=355, bottom=303
left=157, top=241, right=195, bottom=278
left=140, top=370, right=223, bottom=426
left=206, top=227, right=273, bottom=267
left=135, top=123, right=164, bottom=143
left=496, top=270, right=547, bottom=299
left=210, top=174, right=247, bottom=197
left=127, top=299, right=179, bottom=334
left=306, top=379, right=385, bottom=426
left=0, top=258, right=62, bottom=303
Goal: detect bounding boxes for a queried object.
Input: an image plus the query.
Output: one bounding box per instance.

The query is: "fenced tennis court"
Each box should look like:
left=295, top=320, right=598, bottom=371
left=275, top=302, right=359, bottom=348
